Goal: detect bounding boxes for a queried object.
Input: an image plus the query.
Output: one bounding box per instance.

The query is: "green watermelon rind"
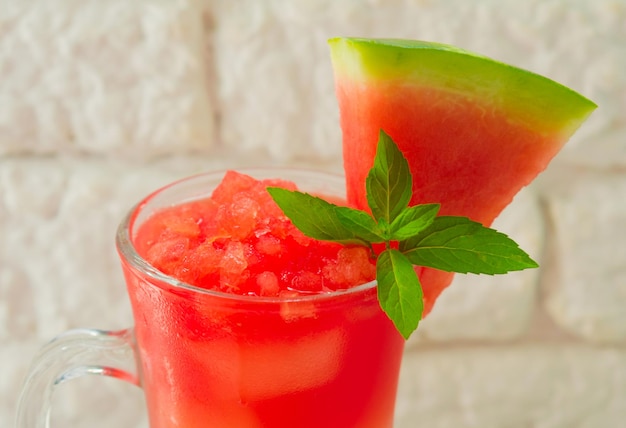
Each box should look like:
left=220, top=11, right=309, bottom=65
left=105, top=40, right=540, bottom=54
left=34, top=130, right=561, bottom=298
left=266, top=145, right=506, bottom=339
left=329, top=37, right=597, bottom=135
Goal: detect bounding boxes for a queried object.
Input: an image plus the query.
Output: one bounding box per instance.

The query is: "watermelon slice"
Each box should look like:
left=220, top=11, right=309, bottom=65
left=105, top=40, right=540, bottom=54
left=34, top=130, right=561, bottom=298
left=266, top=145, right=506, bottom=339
left=329, top=38, right=596, bottom=315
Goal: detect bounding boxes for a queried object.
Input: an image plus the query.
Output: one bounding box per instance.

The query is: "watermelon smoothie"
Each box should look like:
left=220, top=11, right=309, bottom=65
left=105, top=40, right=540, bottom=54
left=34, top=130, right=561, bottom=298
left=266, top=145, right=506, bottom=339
left=117, top=169, right=405, bottom=428
left=16, top=38, right=596, bottom=428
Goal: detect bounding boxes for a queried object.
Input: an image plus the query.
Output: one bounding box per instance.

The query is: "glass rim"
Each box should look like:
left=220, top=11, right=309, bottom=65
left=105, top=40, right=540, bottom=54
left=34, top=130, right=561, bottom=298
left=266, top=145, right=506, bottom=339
left=115, top=168, right=377, bottom=303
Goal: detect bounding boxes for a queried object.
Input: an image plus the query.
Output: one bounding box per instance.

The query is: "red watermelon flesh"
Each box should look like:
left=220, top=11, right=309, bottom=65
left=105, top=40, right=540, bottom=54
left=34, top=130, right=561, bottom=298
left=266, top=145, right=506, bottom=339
left=329, top=38, right=597, bottom=315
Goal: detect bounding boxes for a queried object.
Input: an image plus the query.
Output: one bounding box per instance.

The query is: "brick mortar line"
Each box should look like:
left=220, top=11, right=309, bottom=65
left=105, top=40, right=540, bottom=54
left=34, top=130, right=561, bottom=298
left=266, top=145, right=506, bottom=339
left=406, top=339, right=626, bottom=353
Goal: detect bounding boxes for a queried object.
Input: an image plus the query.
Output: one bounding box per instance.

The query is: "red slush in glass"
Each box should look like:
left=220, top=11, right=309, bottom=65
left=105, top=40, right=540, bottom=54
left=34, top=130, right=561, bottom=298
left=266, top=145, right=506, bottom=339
left=120, top=169, right=405, bottom=428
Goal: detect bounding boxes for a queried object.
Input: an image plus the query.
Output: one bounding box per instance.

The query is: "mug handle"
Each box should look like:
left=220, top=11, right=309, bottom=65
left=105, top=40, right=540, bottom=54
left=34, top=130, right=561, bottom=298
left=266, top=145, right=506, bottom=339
left=16, top=328, right=139, bottom=428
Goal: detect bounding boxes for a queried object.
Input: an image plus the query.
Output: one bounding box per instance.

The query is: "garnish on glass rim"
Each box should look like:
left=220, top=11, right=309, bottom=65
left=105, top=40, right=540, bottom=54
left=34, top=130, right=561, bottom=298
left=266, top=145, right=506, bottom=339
left=267, top=130, right=538, bottom=339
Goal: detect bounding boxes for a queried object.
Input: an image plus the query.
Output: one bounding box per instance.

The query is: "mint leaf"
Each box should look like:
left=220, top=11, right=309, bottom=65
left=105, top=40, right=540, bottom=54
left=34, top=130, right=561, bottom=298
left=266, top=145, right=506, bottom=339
left=401, top=216, right=538, bottom=274
left=376, top=249, right=424, bottom=339
left=365, top=130, right=412, bottom=224
left=334, top=207, right=388, bottom=244
left=267, top=187, right=385, bottom=245
left=389, top=203, right=440, bottom=241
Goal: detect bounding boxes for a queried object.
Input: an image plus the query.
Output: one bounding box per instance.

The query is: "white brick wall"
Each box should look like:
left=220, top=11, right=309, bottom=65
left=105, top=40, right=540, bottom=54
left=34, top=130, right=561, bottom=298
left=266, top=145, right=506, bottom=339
left=0, top=0, right=214, bottom=158
left=2, top=1, right=625, bottom=427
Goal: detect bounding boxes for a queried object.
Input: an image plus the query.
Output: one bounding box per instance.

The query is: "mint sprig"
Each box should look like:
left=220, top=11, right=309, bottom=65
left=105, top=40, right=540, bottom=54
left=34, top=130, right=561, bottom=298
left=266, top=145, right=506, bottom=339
left=267, top=130, right=538, bottom=339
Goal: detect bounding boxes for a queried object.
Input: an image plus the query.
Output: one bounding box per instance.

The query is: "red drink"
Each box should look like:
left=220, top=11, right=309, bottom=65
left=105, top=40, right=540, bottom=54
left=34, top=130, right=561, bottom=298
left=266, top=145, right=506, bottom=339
left=118, top=169, right=405, bottom=428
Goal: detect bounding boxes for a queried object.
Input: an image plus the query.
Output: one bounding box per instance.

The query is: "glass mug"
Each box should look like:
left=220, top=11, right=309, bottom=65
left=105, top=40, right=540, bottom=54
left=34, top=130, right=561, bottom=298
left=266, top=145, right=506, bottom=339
left=17, top=169, right=405, bottom=428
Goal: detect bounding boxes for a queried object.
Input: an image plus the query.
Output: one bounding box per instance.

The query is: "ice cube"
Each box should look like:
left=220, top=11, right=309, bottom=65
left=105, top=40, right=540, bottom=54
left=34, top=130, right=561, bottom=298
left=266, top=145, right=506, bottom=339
left=257, top=271, right=280, bottom=296
left=279, top=293, right=318, bottom=323
left=238, top=328, right=346, bottom=401
left=255, top=235, right=282, bottom=256
left=186, top=326, right=347, bottom=403
left=219, top=241, right=248, bottom=290
left=323, top=247, right=376, bottom=286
